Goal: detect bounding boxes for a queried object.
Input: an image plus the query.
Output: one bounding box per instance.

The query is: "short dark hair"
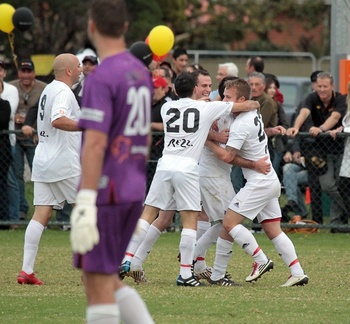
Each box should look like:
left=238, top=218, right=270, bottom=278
left=218, top=76, right=239, bottom=100
left=191, top=69, right=210, bottom=85
left=89, top=0, right=127, bottom=38
left=174, top=72, right=196, bottom=98
left=249, top=56, right=264, bottom=73
left=173, top=48, right=188, bottom=60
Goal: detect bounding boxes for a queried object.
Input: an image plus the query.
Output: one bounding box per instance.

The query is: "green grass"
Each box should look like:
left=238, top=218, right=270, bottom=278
left=1, top=229, right=349, bottom=323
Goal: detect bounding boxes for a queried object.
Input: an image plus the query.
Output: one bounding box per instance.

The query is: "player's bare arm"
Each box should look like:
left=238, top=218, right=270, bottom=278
left=205, top=139, right=270, bottom=174
left=231, top=100, right=260, bottom=113
left=52, top=115, right=81, bottom=131
left=208, top=128, right=229, bottom=145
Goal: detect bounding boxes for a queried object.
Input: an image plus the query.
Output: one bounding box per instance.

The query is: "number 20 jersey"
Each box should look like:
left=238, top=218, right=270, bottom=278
left=161, top=98, right=233, bottom=163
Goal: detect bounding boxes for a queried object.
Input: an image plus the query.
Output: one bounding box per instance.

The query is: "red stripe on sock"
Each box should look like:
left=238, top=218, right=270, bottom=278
left=196, top=257, right=205, bottom=261
left=252, top=247, right=261, bottom=256
left=180, top=264, right=192, bottom=268
left=125, top=252, right=134, bottom=258
left=289, top=259, right=299, bottom=267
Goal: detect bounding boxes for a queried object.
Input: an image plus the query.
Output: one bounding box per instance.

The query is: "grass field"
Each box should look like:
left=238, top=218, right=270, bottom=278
left=1, top=228, right=349, bottom=324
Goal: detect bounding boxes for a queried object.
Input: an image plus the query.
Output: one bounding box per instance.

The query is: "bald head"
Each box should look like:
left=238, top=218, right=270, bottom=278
left=53, top=54, right=82, bottom=87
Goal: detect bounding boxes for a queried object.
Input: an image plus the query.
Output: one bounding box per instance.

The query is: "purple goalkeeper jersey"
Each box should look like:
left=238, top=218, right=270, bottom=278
left=78, top=51, right=152, bottom=205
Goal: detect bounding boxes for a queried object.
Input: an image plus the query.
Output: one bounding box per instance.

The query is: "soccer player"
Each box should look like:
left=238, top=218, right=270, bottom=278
left=121, top=71, right=262, bottom=287
left=69, top=1, right=154, bottom=323
left=17, top=53, right=82, bottom=285
left=206, top=79, right=309, bottom=287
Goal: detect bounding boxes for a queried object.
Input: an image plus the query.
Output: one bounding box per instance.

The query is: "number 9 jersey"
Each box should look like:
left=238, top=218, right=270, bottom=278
left=31, top=80, right=81, bottom=183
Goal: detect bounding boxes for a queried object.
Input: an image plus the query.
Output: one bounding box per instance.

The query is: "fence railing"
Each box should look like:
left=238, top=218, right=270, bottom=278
left=1, top=130, right=349, bottom=232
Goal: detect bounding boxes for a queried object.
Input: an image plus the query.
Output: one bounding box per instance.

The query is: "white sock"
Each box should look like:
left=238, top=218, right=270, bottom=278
left=115, top=286, right=154, bottom=324
left=211, top=237, right=233, bottom=281
left=122, top=219, right=150, bottom=263
left=197, top=220, right=210, bottom=240
left=179, top=228, right=196, bottom=279
left=194, top=223, right=222, bottom=272
left=229, top=224, right=268, bottom=264
left=22, top=220, right=45, bottom=274
left=86, top=304, right=119, bottom=323
left=132, top=225, right=161, bottom=271
left=271, top=232, right=304, bottom=276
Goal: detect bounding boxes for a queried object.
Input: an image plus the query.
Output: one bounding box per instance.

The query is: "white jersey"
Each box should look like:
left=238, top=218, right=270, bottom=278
left=2, top=82, right=19, bottom=146
left=31, top=80, right=81, bottom=182
left=340, top=111, right=350, bottom=178
left=160, top=98, right=233, bottom=169
left=227, top=109, right=277, bottom=181
left=199, top=113, right=235, bottom=178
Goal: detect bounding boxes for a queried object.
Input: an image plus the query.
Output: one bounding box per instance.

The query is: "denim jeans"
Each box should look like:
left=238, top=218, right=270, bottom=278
left=282, top=163, right=308, bottom=217
left=7, top=145, right=20, bottom=221
left=15, top=138, right=36, bottom=214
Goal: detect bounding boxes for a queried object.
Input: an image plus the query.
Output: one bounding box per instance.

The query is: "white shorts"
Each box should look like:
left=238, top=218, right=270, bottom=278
left=145, top=169, right=201, bottom=211
left=200, top=175, right=235, bottom=222
left=228, top=178, right=281, bottom=222
left=33, top=176, right=79, bottom=210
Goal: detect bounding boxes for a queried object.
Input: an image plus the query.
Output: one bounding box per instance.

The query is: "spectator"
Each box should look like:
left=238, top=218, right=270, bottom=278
left=287, top=72, right=347, bottom=228
left=0, top=81, right=12, bottom=226
left=10, top=59, right=47, bottom=220
left=17, top=53, right=82, bottom=285
left=171, top=48, right=189, bottom=82
left=265, top=75, right=289, bottom=176
left=281, top=71, right=322, bottom=222
left=244, top=56, right=265, bottom=76
left=210, top=62, right=239, bottom=101
left=186, top=63, right=204, bottom=73
left=0, top=60, right=20, bottom=227
left=72, top=55, right=98, bottom=106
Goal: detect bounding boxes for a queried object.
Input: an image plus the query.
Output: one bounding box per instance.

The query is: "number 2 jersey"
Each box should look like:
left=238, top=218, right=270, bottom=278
left=160, top=98, right=233, bottom=167
left=31, top=80, right=81, bottom=183
left=227, top=109, right=277, bottom=181
left=78, top=51, right=153, bottom=205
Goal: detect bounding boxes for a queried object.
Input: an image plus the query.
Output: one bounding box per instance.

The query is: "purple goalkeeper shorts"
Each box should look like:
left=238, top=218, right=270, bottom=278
left=73, top=202, right=143, bottom=274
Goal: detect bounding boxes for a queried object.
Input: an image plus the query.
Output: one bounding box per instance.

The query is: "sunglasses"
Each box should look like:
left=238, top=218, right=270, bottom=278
left=24, top=93, right=29, bottom=105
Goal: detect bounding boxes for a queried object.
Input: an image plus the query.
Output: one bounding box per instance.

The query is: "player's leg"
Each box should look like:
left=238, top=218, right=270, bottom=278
left=261, top=208, right=308, bottom=287
left=130, top=210, right=175, bottom=283
left=79, top=204, right=154, bottom=323
left=120, top=204, right=159, bottom=276
left=17, top=180, right=66, bottom=285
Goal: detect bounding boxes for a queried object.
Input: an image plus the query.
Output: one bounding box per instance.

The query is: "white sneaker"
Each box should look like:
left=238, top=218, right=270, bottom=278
left=246, top=258, right=274, bottom=282
left=281, top=274, right=309, bottom=287
left=130, top=270, right=148, bottom=284
left=194, top=267, right=212, bottom=280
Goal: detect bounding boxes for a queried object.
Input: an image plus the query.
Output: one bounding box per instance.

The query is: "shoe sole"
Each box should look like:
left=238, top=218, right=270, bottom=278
left=246, top=260, right=274, bottom=283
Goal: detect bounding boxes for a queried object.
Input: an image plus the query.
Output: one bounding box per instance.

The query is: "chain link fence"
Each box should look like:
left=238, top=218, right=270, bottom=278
left=0, top=130, right=349, bottom=232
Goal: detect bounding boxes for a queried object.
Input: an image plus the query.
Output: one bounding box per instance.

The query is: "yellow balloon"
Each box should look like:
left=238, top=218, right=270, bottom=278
left=148, top=25, right=174, bottom=57
left=0, top=3, right=15, bottom=33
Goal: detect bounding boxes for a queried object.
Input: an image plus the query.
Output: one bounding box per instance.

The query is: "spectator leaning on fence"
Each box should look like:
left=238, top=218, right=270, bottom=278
left=0, top=80, right=12, bottom=225
left=10, top=59, right=47, bottom=221
left=287, top=72, right=347, bottom=230
left=0, top=60, right=20, bottom=227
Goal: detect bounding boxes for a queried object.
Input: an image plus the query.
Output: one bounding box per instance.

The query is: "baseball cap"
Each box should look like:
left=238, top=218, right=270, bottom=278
left=310, top=70, right=323, bottom=83
left=0, top=60, right=6, bottom=69
left=82, top=55, right=98, bottom=65
left=152, top=75, right=167, bottom=89
left=19, top=59, right=35, bottom=71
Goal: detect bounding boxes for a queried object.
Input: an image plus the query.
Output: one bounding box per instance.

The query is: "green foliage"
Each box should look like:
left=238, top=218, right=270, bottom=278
left=1, top=229, right=350, bottom=323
